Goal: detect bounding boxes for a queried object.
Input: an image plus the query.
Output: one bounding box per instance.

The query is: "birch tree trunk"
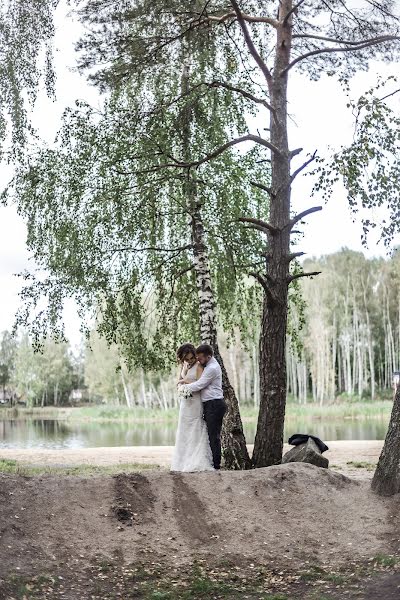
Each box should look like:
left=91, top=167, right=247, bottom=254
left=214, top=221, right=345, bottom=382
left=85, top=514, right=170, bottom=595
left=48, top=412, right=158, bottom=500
left=181, top=54, right=251, bottom=469
left=191, top=202, right=251, bottom=469
left=120, top=368, right=133, bottom=408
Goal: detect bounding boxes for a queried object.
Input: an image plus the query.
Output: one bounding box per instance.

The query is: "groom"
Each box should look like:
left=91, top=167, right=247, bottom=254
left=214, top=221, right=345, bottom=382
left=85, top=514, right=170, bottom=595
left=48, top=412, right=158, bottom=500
left=183, top=344, right=227, bottom=470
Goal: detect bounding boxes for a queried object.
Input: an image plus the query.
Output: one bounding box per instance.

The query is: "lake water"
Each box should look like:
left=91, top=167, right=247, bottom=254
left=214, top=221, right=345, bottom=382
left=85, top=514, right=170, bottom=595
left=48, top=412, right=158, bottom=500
left=0, top=416, right=390, bottom=449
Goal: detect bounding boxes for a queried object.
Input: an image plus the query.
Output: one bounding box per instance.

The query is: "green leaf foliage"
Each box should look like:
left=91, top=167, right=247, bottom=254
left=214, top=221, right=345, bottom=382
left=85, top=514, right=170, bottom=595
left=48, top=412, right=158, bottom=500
left=5, top=2, right=270, bottom=370
left=0, top=0, right=59, bottom=155
left=314, top=77, right=400, bottom=249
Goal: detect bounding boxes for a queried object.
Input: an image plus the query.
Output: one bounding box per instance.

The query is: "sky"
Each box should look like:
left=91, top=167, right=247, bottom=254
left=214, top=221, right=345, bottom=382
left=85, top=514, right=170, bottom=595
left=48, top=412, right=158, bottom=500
left=0, top=4, right=398, bottom=345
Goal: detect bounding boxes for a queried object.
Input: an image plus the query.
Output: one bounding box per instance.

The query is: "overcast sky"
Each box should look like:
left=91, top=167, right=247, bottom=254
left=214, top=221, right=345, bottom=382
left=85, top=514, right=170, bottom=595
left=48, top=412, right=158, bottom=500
left=0, top=4, right=398, bottom=345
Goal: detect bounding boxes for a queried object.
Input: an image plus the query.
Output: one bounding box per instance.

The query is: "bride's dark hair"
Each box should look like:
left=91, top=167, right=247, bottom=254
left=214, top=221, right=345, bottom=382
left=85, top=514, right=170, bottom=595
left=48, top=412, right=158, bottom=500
left=176, top=343, right=196, bottom=363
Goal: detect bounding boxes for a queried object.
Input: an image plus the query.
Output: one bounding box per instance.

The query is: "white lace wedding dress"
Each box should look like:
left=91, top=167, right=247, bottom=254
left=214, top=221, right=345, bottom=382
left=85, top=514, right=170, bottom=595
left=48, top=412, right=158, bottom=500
left=171, top=363, right=214, bottom=472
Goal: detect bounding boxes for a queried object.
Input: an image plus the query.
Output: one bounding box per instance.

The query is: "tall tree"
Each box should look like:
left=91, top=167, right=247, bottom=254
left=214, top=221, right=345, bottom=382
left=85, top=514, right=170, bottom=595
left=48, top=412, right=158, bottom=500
left=76, top=0, right=400, bottom=466
left=4, top=3, right=270, bottom=468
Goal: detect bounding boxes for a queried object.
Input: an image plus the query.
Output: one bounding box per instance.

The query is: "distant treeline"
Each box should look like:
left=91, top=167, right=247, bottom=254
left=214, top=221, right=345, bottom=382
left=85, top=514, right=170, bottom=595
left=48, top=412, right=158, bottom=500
left=287, top=248, right=400, bottom=404
left=1, top=249, right=398, bottom=408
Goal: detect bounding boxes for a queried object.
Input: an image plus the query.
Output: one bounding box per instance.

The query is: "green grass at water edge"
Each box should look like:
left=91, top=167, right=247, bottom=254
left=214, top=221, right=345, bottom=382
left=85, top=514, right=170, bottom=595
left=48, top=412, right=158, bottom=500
left=0, top=404, right=180, bottom=422
left=0, top=399, right=393, bottom=423
left=284, top=400, right=392, bottom=420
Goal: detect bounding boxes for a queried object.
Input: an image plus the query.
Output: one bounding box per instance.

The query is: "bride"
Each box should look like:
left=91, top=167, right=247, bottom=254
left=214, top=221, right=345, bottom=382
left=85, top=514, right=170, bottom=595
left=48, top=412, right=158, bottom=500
left=170, top=343, right=214, bottom=472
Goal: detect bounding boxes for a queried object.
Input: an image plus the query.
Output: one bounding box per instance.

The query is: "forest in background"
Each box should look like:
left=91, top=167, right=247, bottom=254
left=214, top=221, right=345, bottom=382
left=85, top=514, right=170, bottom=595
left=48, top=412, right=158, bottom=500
left=0, top=248, right=398, bottom=409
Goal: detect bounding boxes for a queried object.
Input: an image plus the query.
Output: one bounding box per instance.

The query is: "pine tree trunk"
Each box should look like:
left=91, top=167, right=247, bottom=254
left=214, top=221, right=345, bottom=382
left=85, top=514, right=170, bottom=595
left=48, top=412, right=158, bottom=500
left=252, top=0, right=292, bottom=468
left=371, top=384, right=400, bottom=495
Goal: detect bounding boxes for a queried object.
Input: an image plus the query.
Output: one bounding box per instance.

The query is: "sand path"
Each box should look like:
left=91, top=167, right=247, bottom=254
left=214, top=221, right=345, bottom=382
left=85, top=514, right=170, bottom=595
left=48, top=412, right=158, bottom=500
left=0, top=440, right=383, bottom=477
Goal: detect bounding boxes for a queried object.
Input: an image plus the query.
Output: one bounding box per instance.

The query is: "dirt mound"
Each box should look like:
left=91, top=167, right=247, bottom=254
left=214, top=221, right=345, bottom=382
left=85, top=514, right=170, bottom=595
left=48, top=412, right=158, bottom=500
left=0, top=463, right=398, bottom=580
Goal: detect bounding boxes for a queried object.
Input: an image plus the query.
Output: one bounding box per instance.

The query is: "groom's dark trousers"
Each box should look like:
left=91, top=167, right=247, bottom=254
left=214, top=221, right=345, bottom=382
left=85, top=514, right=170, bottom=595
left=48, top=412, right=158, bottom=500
left=203, top=398, right=227, bottom=470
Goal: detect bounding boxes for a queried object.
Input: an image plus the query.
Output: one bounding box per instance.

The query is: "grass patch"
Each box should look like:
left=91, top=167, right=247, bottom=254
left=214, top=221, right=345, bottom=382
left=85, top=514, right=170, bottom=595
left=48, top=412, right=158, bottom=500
left=299, top=566, right=326, bottom=581
left=0, top=399, right=393, bottom=424
left=284, top=400, right=392, bottom=420
left=372, top=554, right=398, bottom=567
left=0, top=458, right=160, bottom=476
left=346, top=461, right=376, bottom=471
left=3, top=555, right=400, bottom=600
left=325, top=573, right=347, bottom=584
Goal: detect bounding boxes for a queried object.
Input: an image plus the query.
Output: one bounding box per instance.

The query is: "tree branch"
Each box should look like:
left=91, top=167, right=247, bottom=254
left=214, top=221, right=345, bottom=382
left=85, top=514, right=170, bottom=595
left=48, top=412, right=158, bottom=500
left=283, top=0, right=307, bottom=25
left=290, top=147, right=303, bottom=158
left=230, top=0, right=273, bottom=87
left=287, top=271, right=321, bottom=283
left=207, top=80, right=275, bottom=113
left=249, top=271, right=278, bottom=304
left=250, top=180, right=274, bottom=196
left=290, top=150, right=317, bottom=182
left=282, top=35, right=400, bottom=74
left=292, top=33, right=396, bottom=45
left=287, top=251, right=306, bottom=261
left=174, top=265, right=195, bottom=279
left=238, top=216, right=279, bottom=235
left=379, top=87, right=400, bottom=102
left=289, top=206, right=322, bottom=228
left=139, top=134, right=283, bottom=173
left=241, top=224, right=270, bottom=235
left=205, top=10, right=279, bottom=27
left=108, top=244, right=193, bottom=255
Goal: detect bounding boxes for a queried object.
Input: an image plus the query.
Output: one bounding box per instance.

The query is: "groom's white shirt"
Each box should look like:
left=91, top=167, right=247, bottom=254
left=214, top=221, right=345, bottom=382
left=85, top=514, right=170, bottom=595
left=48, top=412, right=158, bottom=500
left=185, top=356, right=223, bottom=403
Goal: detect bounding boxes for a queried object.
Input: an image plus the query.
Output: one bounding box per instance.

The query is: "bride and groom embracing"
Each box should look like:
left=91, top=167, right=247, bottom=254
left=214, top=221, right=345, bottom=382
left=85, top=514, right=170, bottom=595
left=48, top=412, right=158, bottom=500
left=171, top=343, right=227, bottom=472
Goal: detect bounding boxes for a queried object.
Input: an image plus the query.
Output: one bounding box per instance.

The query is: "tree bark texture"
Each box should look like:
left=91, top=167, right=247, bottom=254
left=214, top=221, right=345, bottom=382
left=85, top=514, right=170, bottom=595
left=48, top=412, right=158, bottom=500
left=371, top=384, right=400, bottom=496
left=252, top=0, right=293, bottom=467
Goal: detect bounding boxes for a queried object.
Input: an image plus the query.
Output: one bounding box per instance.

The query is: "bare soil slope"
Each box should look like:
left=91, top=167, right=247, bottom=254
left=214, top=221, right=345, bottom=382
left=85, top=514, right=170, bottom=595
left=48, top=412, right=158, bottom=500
left=0, top=462, right=399, bottom=580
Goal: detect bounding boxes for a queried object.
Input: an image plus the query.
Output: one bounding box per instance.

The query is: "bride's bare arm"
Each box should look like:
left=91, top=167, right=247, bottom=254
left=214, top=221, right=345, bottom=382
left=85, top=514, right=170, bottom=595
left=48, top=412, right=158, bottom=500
left=177, top=364, right=188, bottom=385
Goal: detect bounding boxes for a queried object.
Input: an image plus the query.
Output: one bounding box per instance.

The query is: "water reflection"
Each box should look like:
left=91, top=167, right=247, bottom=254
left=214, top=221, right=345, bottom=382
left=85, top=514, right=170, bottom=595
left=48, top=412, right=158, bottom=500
left=0, top=415, right=390, bottom=450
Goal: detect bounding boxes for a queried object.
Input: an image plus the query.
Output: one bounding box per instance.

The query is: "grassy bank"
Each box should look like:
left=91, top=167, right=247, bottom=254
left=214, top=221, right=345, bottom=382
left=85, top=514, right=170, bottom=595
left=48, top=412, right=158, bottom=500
left=0, top=458, right=160, bottom=476
left=0, top=399, right=393, bottom=423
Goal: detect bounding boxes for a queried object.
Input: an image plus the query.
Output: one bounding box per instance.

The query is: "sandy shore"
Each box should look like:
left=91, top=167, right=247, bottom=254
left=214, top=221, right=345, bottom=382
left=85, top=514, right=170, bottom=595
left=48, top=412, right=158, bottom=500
left=0, top=440, right=383, bottom=477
